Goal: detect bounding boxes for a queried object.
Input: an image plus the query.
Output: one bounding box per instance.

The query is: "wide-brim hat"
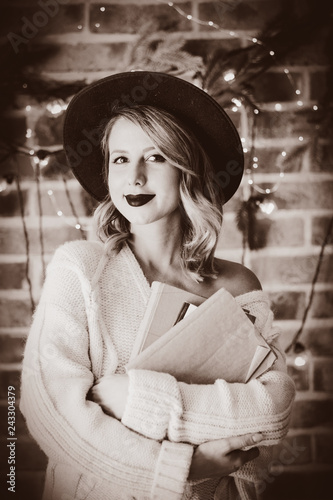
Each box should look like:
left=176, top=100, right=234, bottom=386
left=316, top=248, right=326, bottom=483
left=63, top=71, right=244, bottom=204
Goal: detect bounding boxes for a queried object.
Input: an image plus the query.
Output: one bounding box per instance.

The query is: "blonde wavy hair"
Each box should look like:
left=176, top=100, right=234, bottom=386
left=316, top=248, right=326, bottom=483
left=94, top=105, right=224, bottom=282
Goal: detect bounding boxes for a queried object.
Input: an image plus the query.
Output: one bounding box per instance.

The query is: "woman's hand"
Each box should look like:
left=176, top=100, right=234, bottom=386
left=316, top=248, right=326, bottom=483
left=91, top=374, right=129, bottom=420
left=188, top=433, right=263, bottom=480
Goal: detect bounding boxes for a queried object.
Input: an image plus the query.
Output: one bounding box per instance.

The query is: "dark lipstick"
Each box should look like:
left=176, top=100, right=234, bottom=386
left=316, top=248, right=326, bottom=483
left=125, top=194, right=155, bottom=207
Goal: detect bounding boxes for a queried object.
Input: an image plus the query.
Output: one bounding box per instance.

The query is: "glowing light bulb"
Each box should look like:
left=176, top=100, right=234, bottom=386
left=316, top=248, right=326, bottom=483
left=243, top=148, right=248, bottom=153
left=253, top=157, right=258, bottom=162
left=208, top=21, right=214, bottom=26
left=259, top=200, right=277, bottom=215
left=281, top=151, right=287, bottom=157
left=187, top=14, right=192, bottom=20
left=248, top=179, right=253, bottom=185
left=100, top=6, right=105, bottom=12
left=77, top=25, right=83, bottom=30
left=47, top=190, right=53, bottom=196
left=265, top=188, right=271, bottom=194
left=0, top=179, right=8, bottom=193
left=223, top=70, right=236, bottom=82
left=241, top=137, right=246, bottom=143
left=313, top=105, right=318, bottom=111
left=232, top=106, right=238, bottom=112
left=269, top=50, right=275, bottom=56
left=254, top=109, right=259, bottom=114
left=95, top=23, right=100, bottom=28
left=26, top=105, right=31, bottom=112
left=29, top=149, right=35, bottom=156
left=57, top=210, right=63, bottom=217
left=25, top=128, right=32, bottom=138
left=275, top=103, right=282, bottom=111
left=253, top=163, right=258, bottom=168
left=294, top=355, right=306, bottom=367
left=299, top=136, right=304, bottom=141
left=280, top=172, right=285, bottom=178
left=297, top=100, right=303, bottom=107
left=295, top=89, right=301, bottom=95
left=284, top=68, right=289, bottom=74
left=75, top=224, right=81, bottom=229
left=252, top=38, right=258, bottom=43
left=231, top=97, right=242, bottom=107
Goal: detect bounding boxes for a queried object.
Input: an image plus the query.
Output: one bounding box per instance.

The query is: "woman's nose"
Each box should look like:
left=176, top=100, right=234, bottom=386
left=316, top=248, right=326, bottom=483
left=127, top=159, right=146, bottom=186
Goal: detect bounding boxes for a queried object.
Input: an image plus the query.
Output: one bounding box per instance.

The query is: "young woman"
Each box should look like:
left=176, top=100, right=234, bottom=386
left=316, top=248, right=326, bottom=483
left=20, top=71, right=295, bottom=500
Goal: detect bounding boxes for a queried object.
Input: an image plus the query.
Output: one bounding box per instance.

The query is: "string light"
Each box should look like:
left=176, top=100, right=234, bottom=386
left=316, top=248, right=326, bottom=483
left=223, top=70, right=236, bottom=82
left=46, top=99, right=67, bottom=117
left=259, top=199, right=277, bottom=215
left=0, top=178, right=8, bottom=194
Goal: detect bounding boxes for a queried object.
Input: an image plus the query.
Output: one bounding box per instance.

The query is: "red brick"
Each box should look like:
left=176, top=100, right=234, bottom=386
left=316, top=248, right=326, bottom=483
left=0, top=189, right=29, bottom=217
left=0, top=299, right=32, bottom=327
left=303, top=328, right=333, bottom=356
left=199, top=0, right=283, bottom=31
left=0, top=370, right=21, bottom=399
left=314, top=360, right=333, bottom=392
left=2, top=4, right=84, bottom=37
left=32, top=43, right=129, bottom=72
left=315, top=433, right=333, bottom=463
left=256, top=110, right=317, bottom=140
left=250, top=254, right=333, bottom=285
left=0, top=226, right=85, bottom=255
left=0, top=335, right=25, bottom=363
left=37, top=186, right=92, bottom=218
left=89, top=2, right=192, bottom=34
left=290, top=400, right=333, bottom=428
left=310, top=71, right=329, bottom=102
left=245, top=146, right=304, bottom=174
left=272, top=435, right=312, bottom=465
left=312, top=216, right=333, bottom=245
left=271, top=181, right=333, bottom=210
left=310, top=291, right=333, bottom=319
left=0, top=263, right=27, bottom=289
left=311, top=142, right=333, bottom=172
left=252, top=72, right=302, bottom=103
left=256, top=217, right=304, bottom=247
left=287, top=364, right=309, bottom=391
left=269, top=291, right=306, bottom=320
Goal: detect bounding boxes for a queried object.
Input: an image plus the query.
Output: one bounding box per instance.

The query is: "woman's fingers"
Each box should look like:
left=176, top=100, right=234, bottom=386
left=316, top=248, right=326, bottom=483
left=223, top=433, right=263, bottom=453
left=188, top=433, right=264, bottom=481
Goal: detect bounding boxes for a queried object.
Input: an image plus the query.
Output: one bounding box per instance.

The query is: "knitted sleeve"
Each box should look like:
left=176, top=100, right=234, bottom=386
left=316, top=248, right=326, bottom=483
left=121, top=291, right=296, bottom=447
left=20, top=245, right=193, bottom=500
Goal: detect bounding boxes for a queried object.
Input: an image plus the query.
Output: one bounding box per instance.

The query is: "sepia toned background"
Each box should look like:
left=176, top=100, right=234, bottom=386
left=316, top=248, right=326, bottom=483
left=0, top=1, right=332, bottom=499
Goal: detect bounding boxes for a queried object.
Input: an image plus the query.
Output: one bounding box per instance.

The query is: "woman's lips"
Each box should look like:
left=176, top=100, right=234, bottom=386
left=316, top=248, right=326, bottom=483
left=125, top=194, right=155, bottom=207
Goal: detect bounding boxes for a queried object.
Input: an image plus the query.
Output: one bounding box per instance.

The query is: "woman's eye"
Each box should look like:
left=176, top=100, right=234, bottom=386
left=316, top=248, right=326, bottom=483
left=113, top=156, right=128, bottom=164
left=147, top=154, right=165, bottom=163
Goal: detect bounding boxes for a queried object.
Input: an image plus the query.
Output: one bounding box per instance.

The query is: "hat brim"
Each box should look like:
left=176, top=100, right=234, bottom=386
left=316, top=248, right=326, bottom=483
left=63, top=71, right=244, bottom=204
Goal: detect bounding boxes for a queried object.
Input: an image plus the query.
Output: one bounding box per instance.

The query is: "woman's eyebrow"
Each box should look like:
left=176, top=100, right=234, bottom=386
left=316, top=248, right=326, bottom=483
left=110, top=149, right=128, bottom=155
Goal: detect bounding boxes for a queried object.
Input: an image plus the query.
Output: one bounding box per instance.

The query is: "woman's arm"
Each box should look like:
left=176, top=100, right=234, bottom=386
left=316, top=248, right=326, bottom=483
left=20, top=247, right=194, bottom=499
left=94, top=293, right=295, bottom=447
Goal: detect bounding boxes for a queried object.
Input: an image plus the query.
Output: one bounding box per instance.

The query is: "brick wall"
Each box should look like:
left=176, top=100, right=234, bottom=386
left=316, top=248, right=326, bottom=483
left=0, top=1, right=332, bottom=499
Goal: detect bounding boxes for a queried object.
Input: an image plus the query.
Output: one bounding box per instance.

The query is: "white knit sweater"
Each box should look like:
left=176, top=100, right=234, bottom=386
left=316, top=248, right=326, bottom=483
left=20, top=240, right=295, bottom=500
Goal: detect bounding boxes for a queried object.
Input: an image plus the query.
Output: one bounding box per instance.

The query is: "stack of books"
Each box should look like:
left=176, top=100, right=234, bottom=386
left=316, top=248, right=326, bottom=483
left=127, top=282, right=276, bottom=384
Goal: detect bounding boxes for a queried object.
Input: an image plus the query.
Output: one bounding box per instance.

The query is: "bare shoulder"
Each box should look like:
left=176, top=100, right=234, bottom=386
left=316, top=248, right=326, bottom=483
left=213, top=258, right=262, bottom=298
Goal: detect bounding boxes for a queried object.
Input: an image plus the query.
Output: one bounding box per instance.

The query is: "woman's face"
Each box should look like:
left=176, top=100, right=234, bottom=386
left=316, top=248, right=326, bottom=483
left=107, top=117, right=180, bottom=226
